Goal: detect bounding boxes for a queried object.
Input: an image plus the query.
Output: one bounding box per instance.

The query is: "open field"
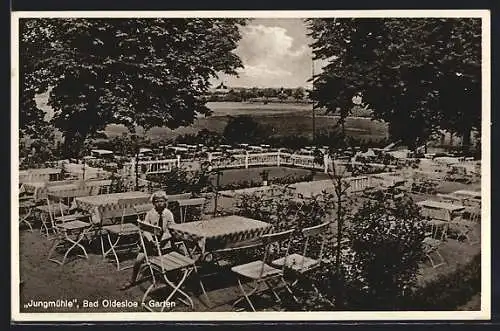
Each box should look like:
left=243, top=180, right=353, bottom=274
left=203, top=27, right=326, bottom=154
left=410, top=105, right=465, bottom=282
left=104, top=102, right=389, bottom=143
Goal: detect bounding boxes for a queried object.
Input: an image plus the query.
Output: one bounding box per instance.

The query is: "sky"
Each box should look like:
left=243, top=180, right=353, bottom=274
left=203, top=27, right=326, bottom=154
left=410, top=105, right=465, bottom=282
left=211, top=18, right=328, bottom=89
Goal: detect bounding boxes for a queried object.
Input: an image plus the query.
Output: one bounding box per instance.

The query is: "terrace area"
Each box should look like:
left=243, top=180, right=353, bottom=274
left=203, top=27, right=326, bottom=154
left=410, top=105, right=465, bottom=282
left=17, top=147, right=482, bottom=312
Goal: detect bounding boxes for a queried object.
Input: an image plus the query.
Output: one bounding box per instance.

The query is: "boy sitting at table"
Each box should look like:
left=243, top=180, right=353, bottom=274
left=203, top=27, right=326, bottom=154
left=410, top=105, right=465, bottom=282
left=119, top=190, right=176, bottom=290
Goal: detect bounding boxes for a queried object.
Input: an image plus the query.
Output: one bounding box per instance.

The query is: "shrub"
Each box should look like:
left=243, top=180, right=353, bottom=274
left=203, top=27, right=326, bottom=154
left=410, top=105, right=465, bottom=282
left=345, top=196, right=426, bottom=310
left=407, top=253, right=481, bottom=310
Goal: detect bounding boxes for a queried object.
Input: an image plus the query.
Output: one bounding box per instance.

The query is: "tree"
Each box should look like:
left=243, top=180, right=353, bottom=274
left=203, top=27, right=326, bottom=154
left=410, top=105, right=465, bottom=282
left=347, top=196, right=426, bottom=309
left=19, top=18, right=248, bottom=157
left=196, top=128, right=225, bottom=147
left=223, top=115, right=268, bottom=144
left=306, top=18, right=481, bottom=151
left=293, top=87, right=305, bottom=101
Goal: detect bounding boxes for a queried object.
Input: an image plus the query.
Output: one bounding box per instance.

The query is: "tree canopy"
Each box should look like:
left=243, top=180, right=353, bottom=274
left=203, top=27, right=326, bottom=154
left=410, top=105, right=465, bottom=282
left=20, top=18, right=248, bottom=157
left=306, top=18, right=481, bottom=150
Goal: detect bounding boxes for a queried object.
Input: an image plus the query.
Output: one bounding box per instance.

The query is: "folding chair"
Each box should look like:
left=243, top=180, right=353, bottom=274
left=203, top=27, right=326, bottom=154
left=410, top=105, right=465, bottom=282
left=136, top=220, right=202, bottom=312
left=47, top=219, right=93, bottom=265
left=271, top=222, right=331, bottom=299
left=176, top=198, right=206, bottom=223
left=39, top=198, right=69, bottom=237
left=449, top=218, right=480, bottom=245
left=101, top=200, right=141, bottom=270
left=231, top=228, right=295, bottom=312
left=422, top=237, right=446, bottom=269
left=19, top=200, right=36, bottom=232
left=426, top=219, right=449, bottom=241
left=54, top=197, right=90, bottom=224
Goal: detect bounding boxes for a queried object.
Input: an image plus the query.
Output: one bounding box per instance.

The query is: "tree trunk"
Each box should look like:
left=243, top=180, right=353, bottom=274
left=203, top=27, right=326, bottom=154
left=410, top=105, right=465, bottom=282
left=462, top=127, right=472, bottom=154
left=62, top=131, right=87, bottom=159
left=335, top=186, right=344, bottom=308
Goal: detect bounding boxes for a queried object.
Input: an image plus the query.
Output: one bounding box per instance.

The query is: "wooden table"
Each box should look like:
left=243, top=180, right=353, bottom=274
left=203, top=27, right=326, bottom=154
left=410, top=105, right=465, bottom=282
left=169, top=215, right=273, bottom=256
left=416, top=200, right=465, bottom=222
left=451, top=190, right=481, bottom=199
left=451, top=190, right=481, bottom=208
left=74, top=192, right=151, bottom=225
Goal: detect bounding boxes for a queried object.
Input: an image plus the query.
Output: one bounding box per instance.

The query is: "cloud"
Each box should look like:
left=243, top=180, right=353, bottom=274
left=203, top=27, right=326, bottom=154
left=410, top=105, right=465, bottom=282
left=239, top=64, right=292, bottom=78
left=224, top=23, right=313, bottom=88
left=236, top=25, right=310, bottom=65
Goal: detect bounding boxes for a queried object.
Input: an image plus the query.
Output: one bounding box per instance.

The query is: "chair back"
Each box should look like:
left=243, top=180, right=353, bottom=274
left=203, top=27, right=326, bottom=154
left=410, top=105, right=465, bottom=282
left=260, top=228, right=294, bottom=277
left=137, top=220, right=163, bottom=256
left=136, top=220, right=165, bottom=280
left=176, top=198, right=206, bottom=223
left=302, top=221, right=330, bottom=237
left=45, top=198, right=56, bottom=227
left=299, top=222, right=331, bottom=271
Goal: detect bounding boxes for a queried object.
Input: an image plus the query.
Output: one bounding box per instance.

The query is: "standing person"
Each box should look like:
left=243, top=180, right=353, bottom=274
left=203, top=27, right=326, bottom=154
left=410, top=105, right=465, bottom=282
left=119, top=190, right=175, bottom=290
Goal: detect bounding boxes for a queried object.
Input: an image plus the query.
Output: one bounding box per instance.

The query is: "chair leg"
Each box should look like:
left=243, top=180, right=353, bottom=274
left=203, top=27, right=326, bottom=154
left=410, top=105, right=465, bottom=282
left=434, top=250, right=446, bottom=268
left=192, top=263, right=211, bottom=307
left=426, top=253, right=436, bottom=268
left=280, top=276, right=299, bottom=303
left=233, top=278, right=259, bottom=312
left=47, top=235, right=63, bottom=265
left=100, top=233, right=107, bottom=259
left=141, top=282, right=159, bottom=312
left=59, top=232, right=89, bottom=265
left=264, top=280, right=282, bottom=303
left=105, top=233, right=122, bottom=270
left=161, top=268, right=194, bottom=311
left=40, top=213, right=51, bottom=237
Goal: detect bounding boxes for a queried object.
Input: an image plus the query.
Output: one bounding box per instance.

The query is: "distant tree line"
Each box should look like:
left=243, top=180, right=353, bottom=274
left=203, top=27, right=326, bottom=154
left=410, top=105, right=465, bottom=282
left=205, top=87, right=310, bottom=103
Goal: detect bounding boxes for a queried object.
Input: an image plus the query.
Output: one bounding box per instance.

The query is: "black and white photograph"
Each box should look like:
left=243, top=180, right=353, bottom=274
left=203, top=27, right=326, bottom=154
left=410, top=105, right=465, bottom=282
left=11, top=10, right=490, bottom=321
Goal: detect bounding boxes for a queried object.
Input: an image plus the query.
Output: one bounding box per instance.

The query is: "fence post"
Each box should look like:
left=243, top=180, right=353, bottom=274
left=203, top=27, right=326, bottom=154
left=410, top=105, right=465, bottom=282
left=176, top=155, right=181, bottom=167
left=245, top=152, right=249, bottom=169
left=277, top=151, right=280, bottom=167
left=324, top=154, right=329, bottom=174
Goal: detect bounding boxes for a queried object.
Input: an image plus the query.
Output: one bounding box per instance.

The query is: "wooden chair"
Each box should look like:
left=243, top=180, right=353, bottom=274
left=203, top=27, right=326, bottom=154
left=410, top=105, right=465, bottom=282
left=136, top=220, right=205, bottom=312
left=39, top=198, right=70, bottom=237
left=19, top=199, right=36, bottom=232
left=231, top=228, right=295, bottom=312
left=271, top=222, right=331, bottom=300
left=449, top=217, right=480, bottom=245
left=422, top=236, right=446, bottom=269
left=176, top=198, right=206, bottom=223
left=100, top=199, right=142, bottom=270
left=47, top=219, right=93, bottom=265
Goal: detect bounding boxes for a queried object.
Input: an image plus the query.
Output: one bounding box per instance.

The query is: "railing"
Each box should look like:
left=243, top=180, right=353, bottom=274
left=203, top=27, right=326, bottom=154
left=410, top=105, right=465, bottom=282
left=122, top=152, right=399, bottom=178
left=346, top=176, right=372, bottom=193
left=210, top=154, right=247, bottom=169
left=141, top=159, right=179, bottom=174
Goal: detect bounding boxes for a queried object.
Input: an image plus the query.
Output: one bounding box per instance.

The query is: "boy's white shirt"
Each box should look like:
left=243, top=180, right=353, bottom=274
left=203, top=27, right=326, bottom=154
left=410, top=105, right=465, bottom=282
left=143, top=207, right=175, bottom=242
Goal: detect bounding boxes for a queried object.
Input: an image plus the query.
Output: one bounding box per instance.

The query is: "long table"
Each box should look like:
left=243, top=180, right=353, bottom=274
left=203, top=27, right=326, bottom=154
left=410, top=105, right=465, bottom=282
left=169, top=215, right=273, bottom=257
left=74, top=191, right=152, bottom=224
left=416, top=200, right=465, bottom=222
left=451, top=190, right=481, bottom=207
left=20, top=179, right=113, bottom=201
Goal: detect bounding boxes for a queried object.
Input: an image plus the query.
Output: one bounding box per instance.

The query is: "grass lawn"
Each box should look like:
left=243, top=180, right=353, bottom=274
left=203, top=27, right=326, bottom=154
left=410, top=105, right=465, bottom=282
left=207, top=166, right=329, bottom=188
